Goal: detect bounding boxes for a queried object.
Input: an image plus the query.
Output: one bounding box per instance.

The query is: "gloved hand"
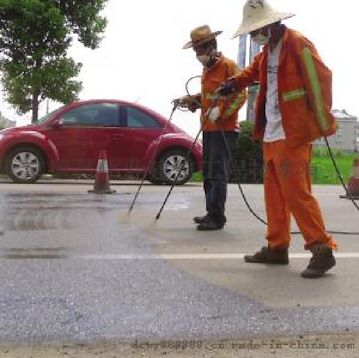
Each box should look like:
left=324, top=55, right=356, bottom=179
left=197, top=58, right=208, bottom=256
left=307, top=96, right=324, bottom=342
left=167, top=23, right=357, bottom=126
left=171, top=97, right=181, bottom=107
left=206, top=106, right=220, bottom=123
left=216, top=78, right=238, bottom=96
left=172, top=95, right=199, bottom=112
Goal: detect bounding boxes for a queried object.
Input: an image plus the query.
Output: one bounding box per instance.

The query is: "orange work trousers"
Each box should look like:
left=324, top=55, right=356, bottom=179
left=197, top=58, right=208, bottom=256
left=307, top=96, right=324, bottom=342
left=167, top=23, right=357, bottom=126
left=263, top=140, right=337, bottom=251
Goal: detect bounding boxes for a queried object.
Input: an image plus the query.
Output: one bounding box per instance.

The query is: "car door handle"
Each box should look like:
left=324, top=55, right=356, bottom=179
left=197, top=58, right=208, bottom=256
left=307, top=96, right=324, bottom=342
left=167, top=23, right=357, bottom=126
left=112, top=134, right=124, bottom=138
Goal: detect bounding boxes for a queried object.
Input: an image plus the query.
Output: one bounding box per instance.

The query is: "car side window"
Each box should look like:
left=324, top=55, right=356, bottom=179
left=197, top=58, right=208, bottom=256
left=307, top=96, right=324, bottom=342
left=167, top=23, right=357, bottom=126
left=126, top=107, right=162, bottom=128
left=61, top=103, right=120, bottom=127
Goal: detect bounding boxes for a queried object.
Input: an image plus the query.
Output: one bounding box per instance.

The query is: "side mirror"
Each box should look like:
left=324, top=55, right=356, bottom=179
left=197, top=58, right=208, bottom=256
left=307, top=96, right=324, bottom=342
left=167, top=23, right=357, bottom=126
left=51, top=118, right=64, bottom=129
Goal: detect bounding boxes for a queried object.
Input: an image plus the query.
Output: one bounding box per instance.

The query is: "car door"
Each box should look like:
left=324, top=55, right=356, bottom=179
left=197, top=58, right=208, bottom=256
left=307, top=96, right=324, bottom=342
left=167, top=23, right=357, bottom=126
left=107, top=105, right=164, bottom=172
left=44, top=102, right=121, bottom=171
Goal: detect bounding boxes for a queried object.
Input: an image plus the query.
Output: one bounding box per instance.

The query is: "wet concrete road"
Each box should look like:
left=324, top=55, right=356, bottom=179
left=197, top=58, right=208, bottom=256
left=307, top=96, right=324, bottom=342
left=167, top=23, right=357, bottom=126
left=0, top=180, right=358, bottom=355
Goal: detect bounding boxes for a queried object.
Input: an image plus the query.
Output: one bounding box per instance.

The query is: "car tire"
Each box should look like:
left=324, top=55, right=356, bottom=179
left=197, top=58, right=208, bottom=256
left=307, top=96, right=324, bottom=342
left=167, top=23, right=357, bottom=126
left=146, top=175, right=165, bottom=185
left=5, top=146, right=45, bottom=183
left=156, top=149, right=194, bottom=185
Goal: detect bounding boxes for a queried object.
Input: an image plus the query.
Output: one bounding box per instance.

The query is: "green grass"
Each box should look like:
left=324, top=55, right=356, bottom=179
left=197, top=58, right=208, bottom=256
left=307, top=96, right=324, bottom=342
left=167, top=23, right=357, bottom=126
left=311, top=153, right=358, bottom=184
left=190, top=172, right=203, bottom=182
left=191, top=152, right=359, bottom=185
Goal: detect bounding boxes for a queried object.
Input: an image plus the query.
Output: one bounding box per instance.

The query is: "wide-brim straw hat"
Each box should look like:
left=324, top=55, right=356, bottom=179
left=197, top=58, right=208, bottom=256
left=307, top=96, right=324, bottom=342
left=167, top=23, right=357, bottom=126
left=232, top=0, right=295, bottom=38
left=183, top=25, right=222, bottom=49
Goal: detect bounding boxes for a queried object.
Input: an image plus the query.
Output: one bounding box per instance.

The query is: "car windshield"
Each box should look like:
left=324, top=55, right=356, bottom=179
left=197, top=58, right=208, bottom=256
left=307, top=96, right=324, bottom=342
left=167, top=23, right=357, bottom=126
left=37, top=105, right=66, bottom=124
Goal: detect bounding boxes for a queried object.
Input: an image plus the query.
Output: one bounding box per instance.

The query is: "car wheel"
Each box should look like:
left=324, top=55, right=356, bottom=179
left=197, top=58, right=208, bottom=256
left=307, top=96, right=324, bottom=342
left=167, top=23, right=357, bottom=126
left=146, top=175, right=165, bottom=185
left=157, top=150, right=194, bottom=185
left=5, top=146, right=45, bottom=183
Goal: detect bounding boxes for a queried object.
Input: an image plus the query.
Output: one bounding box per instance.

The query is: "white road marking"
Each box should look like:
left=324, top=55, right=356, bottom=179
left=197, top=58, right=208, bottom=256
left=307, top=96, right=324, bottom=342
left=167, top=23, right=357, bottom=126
left=75, top=253, right=359, bottom=260
left=1, top=253, right=359, bottom=260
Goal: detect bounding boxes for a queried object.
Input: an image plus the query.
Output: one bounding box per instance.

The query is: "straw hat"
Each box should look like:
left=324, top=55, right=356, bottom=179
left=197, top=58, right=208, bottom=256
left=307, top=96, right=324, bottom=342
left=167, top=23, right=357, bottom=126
left=183, top=25, right=222, bottom=49
left=232, top=0, right=295, bottom=38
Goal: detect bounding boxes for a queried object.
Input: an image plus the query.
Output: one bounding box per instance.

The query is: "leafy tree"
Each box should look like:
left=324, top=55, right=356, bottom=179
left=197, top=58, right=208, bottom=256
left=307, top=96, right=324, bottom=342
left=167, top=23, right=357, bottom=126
left=0, top=0, right=108, bottom=122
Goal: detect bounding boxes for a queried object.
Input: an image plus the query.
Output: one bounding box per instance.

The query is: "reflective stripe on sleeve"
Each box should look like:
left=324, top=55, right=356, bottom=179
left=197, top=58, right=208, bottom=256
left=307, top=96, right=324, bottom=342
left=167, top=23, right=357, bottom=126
left=283, top=88, right=307, bottom=102
left=225, top=92, right=246, bottom=117
left=302, top=47, right=330, bottom=131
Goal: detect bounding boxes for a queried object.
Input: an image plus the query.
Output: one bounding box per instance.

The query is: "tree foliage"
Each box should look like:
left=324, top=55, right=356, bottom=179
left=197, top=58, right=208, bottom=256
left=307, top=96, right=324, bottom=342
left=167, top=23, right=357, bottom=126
left=0, top=0, right=108, bottom=122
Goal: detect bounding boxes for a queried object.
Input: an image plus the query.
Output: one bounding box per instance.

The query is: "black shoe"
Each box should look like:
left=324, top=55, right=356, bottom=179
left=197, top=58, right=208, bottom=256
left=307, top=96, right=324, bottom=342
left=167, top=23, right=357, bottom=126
left=244, top=246, right=289, bottom=265
left=196, top=221, right=224, bottom=231
left=301, top=244, right=336, bottom=278
left=193, top=214, right=211, bottom=224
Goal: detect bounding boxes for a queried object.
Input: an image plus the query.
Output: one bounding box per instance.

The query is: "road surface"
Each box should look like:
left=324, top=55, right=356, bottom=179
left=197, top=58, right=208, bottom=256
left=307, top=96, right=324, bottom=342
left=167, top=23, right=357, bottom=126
left=0, top=179, right=358, bottom=357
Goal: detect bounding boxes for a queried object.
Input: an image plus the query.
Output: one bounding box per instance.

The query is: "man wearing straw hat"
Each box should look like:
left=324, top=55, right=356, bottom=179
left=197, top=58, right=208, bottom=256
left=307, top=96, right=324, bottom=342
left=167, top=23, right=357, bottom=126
left=177, top=25, right=247, bottom=231
left=217, top=0, right=338, bottom=278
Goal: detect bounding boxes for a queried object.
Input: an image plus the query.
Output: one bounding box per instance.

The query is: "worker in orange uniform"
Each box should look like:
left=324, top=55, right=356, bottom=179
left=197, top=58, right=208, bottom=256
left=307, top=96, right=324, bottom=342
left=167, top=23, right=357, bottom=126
left=217, top=0, right=338, bottom=278
left=177, top=25, right=247, bottom=231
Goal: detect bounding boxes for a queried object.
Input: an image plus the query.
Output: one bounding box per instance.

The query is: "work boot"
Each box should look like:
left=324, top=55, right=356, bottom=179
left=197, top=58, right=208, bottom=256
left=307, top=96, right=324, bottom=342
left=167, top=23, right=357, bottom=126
left=301, top=243, right=336, bottom=278
left=196, top=219, right=224, bottom=231
left=193, top=214, right=211, bottom=224
left=244, top=246, right=289, bottom=265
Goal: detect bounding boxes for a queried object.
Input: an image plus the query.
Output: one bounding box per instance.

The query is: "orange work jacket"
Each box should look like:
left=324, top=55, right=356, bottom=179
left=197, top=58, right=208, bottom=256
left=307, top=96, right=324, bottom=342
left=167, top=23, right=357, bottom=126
left=200, top=54, right=247, bottom=132
left=231, top=27, right=337, bottom=147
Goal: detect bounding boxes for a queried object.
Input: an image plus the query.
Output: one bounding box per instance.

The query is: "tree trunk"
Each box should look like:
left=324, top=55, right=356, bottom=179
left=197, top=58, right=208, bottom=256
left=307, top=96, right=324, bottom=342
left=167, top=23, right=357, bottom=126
left=31, top=93, right=39, bottom=123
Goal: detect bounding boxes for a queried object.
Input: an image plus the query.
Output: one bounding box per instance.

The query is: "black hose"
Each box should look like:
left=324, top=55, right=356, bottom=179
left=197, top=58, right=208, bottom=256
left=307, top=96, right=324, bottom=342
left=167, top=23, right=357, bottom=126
left=128, top=102, right=178, bottom=213
left=232, top=136, right=359, bottom=235
left=182, top=76, right=359, bottom=235
left=155, top=126, right=203, bottom=220
left=155, top=75, right=208, bottom=220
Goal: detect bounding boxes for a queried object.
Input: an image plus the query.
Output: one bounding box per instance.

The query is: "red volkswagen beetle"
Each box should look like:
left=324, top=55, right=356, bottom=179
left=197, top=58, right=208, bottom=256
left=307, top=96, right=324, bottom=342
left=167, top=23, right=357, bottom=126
left=0, top=100, right=203, bottom=185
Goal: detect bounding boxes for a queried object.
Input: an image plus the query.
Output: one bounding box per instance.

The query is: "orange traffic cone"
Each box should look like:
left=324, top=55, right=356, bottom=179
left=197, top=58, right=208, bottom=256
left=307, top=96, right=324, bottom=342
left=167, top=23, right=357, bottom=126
left=88, top=150, right=116, bottom=194
left=340, top=158, right=359, bottom=199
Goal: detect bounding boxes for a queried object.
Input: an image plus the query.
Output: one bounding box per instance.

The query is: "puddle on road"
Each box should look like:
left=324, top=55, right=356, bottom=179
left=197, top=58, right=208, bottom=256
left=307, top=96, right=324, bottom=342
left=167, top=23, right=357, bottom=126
left=4, top=193, right=130, bottom=207
left=0, top=192, right=191, bottom=232
left=1, top=192, right=190, bottom=210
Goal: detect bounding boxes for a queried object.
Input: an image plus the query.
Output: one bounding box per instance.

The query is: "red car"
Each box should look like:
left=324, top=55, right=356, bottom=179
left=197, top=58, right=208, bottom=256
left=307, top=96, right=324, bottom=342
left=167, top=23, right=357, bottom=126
left=0, top=100, right=203, bottom=185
